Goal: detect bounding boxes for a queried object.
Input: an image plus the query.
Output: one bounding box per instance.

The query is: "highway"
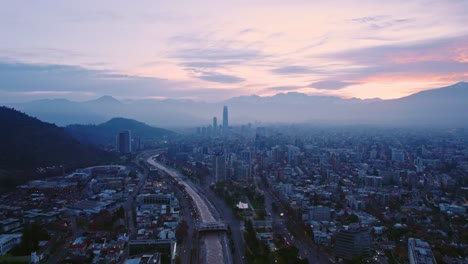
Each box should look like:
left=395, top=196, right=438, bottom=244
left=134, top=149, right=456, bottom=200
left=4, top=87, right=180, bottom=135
left=147, top=156, right=228, bottom=264
left=201, top=175, right=246, bottom=264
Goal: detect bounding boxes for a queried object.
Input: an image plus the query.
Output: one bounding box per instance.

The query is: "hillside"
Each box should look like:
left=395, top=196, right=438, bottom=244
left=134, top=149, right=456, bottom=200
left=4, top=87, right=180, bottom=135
left=0, top=107, right=116, bottom=190
left=65, top=117, right=176, bottom=147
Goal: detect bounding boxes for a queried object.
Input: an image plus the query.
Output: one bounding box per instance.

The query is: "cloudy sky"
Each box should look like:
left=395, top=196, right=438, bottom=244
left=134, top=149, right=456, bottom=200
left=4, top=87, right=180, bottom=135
left=0, top=0, right=467, bottom=102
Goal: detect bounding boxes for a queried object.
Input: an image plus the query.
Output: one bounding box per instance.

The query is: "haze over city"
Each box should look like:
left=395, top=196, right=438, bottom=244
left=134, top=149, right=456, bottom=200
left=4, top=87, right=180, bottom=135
left=0, top=1, right=467, bottom=264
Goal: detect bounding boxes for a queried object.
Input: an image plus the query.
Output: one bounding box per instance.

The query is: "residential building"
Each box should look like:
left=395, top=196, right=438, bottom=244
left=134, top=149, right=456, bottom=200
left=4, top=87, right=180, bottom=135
left=213, top=151, right=226, bottom=182
left=117, top=130, right=131, bottom=154
left=335, top=225, right=370, bottom=260
left=408, top=238, right=437, bottom=264
left=0, top=234, right=22, bottom=255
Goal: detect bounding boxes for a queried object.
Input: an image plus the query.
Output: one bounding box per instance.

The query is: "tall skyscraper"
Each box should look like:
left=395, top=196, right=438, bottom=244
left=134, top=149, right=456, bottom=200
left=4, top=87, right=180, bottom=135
left=117, top=130, right=131, bottom=154
left=223, top=106, right=228, bottom=132
left=213, top=117, right=217, bottom=133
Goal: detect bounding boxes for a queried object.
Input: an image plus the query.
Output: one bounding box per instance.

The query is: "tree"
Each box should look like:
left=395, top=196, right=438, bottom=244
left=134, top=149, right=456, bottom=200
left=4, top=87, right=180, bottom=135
left=10, top=223, right=46, bottom=256
left=114, top=206, right=125, bottom=219
left=175, top=220, right=189, bottom=243
left=272, top=202, right=278, bottom=213
left=349, top=214, right=359, bottom=223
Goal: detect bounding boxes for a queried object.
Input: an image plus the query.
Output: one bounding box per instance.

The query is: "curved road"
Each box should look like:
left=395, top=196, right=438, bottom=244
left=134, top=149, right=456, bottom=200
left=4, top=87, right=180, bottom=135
left=147, top=156, right=226, bottom=264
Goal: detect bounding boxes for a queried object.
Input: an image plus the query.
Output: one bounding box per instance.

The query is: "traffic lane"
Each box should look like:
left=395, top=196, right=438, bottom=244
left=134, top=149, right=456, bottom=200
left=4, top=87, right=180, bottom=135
left=148, top=158, right=215, bottom=223
left=203, top=187, right=245, bottom=264
left=147, top=157, right=229, bottom=264
left=201, top=175, right=246, bottom=264
left=174, top=184, right=195, bottom=264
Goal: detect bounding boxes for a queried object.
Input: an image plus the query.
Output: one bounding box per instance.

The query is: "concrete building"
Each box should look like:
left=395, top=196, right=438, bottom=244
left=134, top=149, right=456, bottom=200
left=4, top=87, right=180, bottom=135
left=0, top=218, right=21, bottom=233
left=240, top=150, right=252, bottom=165
left=117, top=130, right=131, bottom=154
left=408, top=238, right=437, bottom=264
left=223, top=106, right=229, bottom=133
left=335, top=225, right=370, bottom=260
left=213, top=117, right=217, bottom=134
left=137, top=193, right=178, bottom=209
left=128, top=240, right=174, bottom=258
left=364, top=176, right=383, bottom=189
left=0, top=234, right=22, bottom=255
left=308, top=206, right=331, bottom=221
left=392, top=148, right=405, bottom=163
left=124, top=253, right=161, bottom=264
left=213, top=151, right=226, bottom=182
left=287, top=145, right=301, bottom=166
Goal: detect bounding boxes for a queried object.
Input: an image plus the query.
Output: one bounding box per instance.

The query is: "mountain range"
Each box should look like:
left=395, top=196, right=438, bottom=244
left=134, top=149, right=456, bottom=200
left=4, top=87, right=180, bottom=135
left=6, top=82, right=468, bottom=128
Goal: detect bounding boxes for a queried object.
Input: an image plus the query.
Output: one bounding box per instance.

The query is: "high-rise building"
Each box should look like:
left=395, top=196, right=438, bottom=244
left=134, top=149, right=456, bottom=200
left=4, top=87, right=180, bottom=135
left=335, top=224, right=370, bottom=260
left=117, top=130, right=131, bottom=154
left=223, top=106, right=228, bottom=132
left=213, top=117, right=217, bottom=133
left=212, top=151, right=226, bottom=182
left=392, top=148, right=405, bottom=162
left=240, top=150, right=252, bottom=165
left=408, top=238, right=437, bottom=264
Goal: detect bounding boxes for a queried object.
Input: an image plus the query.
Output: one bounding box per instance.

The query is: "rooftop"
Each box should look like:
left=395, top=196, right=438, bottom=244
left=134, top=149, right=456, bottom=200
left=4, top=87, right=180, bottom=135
left=408, top=238, right=436, bottom=264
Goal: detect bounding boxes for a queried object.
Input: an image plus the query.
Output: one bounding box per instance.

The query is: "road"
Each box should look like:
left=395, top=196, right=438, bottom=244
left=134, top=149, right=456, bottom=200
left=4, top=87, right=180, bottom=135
left=171, top=179, right=195, bottom=264
left=201, top=175, right=246, bottom=264
left=126, top=153, right=150, bottom=239
left=255, top=173, right=332, bottom=264
left=147, top=156, right=229, bottom=264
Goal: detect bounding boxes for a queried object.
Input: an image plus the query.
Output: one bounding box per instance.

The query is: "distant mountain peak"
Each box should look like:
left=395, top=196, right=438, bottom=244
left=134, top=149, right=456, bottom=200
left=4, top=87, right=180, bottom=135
left=404, top=81, right=468, bottom=100
left=104, top=117, right=144, bottom=126
left=89, top=95, right=121, bottom=104
left=65, top=116, right=176, bottom=147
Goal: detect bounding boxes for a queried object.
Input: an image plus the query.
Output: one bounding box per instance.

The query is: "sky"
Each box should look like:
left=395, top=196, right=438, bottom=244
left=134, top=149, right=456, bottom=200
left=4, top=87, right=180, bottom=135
left=0, top=0, right=467, bottom=102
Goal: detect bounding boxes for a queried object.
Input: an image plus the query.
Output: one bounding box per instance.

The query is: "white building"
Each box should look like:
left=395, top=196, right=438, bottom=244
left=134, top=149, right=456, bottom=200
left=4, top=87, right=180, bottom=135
left=158, top=229, right=175, bottom=240
left=408, top=238, right=437, bottom=264
left=0, top=234, right=22, bottom=255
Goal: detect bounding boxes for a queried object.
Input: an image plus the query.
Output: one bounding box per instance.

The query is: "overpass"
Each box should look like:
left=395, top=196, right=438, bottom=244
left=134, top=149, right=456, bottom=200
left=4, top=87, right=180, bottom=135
left=147, top=157, right=231, bottom=264
left=196, top=221, right=228, bottom=232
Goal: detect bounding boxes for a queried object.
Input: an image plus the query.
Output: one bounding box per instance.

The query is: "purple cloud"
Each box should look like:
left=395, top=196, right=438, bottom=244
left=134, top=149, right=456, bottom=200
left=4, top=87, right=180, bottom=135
left=321, top=34, right=468, bottom=81
left=196, top=72, right=244, bottom=83
left=309, top=81, right=358, bottom=90
left=271, top=65, right=322, bottom=75
left=174, top=47, right=263, bottom=61
left=267, top=85, right=301, bottom=91
left=350, top=15, right=411, bottom=30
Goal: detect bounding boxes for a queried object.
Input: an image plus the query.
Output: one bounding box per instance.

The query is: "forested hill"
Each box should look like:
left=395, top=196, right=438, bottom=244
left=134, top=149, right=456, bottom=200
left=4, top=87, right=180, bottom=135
left=0, top=106, right=115, bottom=190
left=66, top=117, right=176, bottom=147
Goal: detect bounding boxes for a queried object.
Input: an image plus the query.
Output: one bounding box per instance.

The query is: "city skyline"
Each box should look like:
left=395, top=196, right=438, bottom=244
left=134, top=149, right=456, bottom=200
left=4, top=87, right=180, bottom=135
left=0, top=1, right=467, bottom=263
left=0, top=0, right=467, bottom=103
